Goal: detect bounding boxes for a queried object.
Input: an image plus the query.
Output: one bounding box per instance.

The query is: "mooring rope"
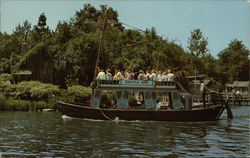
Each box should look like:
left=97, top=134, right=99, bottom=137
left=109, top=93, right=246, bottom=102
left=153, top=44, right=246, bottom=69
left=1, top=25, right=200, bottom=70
left=97, top=107, right=118, bottom=121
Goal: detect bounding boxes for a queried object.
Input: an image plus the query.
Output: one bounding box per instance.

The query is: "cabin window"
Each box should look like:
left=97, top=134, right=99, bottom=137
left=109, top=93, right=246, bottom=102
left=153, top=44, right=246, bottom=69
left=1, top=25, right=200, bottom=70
left=123, top=91, right=129, bottom=99
left=173, top=91, right=179, bottom=100
left=145, top=91, right=151, bottom=99
left=116, top=91, right=122, bottom=99
left=94, top=90, right=101, bottom=98
left=152, top=92, right=157, bottom=99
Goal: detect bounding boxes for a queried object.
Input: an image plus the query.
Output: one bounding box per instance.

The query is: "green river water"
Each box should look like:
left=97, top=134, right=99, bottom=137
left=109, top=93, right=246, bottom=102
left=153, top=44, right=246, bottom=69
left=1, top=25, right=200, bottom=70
left=0, top=105, right=249, bottom=157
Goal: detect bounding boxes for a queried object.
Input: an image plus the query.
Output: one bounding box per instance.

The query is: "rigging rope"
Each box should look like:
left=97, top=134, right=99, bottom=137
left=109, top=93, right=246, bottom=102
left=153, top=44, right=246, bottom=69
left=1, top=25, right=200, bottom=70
left=97, top=107, right=119, bottom=122
left=120, top=22, right=145, bottom=33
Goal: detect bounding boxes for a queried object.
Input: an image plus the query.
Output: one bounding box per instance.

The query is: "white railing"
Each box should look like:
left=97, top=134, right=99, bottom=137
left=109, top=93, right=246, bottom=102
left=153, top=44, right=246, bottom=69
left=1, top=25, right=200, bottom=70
left=97, top=80, right=176, bottom=89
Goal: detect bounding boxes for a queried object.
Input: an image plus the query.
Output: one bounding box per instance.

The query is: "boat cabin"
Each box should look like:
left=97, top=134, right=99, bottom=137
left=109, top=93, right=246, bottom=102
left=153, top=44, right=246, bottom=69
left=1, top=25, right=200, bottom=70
left=188, top=79, right=212, bottom=102
left=91, top=80, right=192, bottom=110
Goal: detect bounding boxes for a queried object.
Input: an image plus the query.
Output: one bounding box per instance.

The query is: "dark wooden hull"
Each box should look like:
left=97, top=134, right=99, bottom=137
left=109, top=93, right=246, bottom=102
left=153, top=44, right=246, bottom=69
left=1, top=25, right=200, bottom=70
left=58, top=101, right=225, bottom=122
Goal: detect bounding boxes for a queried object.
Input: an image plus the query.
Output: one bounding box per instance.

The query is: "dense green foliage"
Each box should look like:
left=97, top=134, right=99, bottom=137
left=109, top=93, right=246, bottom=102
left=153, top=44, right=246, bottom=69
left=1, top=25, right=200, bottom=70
left=187, top=29, right=209, bottom=57
left=0, top=75, right=91, bottom=111
left=0, top=4, right=249, bottom=89
left=217, top=40, right=249, bottom=85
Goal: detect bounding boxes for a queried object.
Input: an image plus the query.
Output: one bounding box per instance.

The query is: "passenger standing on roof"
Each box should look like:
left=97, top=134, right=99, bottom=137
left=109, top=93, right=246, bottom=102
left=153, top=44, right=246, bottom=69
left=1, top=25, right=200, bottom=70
left=145, top=70, right=151, bottom=80
left=150, top=70, right=157, bottom=81
left=96, top=69, right=106, bottom=80
left=132, top=70, right=138, bottom=80
left=113, top=70, right=118, bottom=80
left=106, top=69, right=112, bottom=80
left=138, top=70, right=145, bottom=80
left=124, top=70, right=131, bottom=80
left=167, top=70, right=175, bottom=81
left=116, top=70, right=124, bottom=80
left=157, top=71, right=163, bottom=81
left=162, top=72, right=168, bottom=81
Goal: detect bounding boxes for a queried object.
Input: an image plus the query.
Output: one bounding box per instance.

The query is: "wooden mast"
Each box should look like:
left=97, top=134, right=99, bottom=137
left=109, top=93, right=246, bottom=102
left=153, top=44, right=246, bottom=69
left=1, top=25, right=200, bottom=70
left=92, top=9, right=108, bottom=89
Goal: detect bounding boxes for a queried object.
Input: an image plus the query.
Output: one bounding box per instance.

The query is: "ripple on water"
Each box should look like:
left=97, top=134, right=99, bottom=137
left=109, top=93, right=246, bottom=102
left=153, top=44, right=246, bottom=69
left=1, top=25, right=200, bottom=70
left=0, top=107, right=249, bottom=157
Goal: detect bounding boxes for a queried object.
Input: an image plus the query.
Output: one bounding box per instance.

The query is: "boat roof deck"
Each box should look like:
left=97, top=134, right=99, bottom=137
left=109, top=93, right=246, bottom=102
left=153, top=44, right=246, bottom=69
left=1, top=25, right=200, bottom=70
left=96, top=80, right=176, bottom=91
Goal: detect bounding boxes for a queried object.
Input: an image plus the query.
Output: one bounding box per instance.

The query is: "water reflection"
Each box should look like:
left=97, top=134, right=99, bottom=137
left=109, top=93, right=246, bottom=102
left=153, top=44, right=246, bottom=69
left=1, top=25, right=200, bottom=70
left=0, top=105, right=249, bottom=157
left=60, top=119, right=222, bottom=157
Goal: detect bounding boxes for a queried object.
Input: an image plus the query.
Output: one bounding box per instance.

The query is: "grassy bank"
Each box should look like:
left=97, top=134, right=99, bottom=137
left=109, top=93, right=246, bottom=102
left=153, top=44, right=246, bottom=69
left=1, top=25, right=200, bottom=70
left=0, top=74, right=91, bottom=111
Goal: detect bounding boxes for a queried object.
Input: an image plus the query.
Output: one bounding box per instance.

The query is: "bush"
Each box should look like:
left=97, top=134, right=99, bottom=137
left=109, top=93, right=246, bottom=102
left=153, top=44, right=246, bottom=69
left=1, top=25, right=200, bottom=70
left=0, top=94, right=31, bottom=111
left=10, top=81, right=60, bottom=101
left=0, top=81, right=92, bottom=111
left=0, top=93, right=7, bottom=110
left=0, top=82, right=15, bottom=98
left=28, top=82, right=60, bottom=101
left=30, top=101, right=47, bottom=111
left=0, top=73, right=13, bottom=83
left=68, top=85, right=91, bottom=97
left=67, top=85, right=92, bottom=103
left=5, top=99, right=31, bottom=111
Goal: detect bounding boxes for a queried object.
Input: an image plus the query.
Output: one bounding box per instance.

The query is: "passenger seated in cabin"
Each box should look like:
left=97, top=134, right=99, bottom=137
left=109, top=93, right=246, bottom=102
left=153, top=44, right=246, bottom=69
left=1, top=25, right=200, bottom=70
left=156, top=99, right=161, bottom=110
left=236, top=90, right=241, bottom=99
left=129, top=96, right=143, bottom=109
left=167, top=70, right=175, bottom=81
left=99, top=93, right=115, bottom=108
left=96, top=69, right=106, bottom=80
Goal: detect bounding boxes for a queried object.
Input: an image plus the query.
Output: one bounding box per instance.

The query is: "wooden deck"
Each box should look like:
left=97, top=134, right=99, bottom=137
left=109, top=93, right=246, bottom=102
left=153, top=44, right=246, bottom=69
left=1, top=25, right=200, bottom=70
left=223, top=93, right=250, bottom=106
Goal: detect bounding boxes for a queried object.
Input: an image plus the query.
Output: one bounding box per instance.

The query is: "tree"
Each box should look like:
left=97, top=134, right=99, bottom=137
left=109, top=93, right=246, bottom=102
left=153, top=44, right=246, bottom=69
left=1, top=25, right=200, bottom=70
left=37, top=13, right=49, bottom=34
left=0, top=35, right=22, bottom=58
left=55, top=21, right=72, bottom=44
left=2, top=4, right=248, bottom=89
left=64, top=33, right=99, bottom=85
left=13, top=20, right=32, bottom=55
left=145, top=27, right=158, bottom=40
left=217, top=40, right=249, bottom=84
left=187, top=29, right=209, bottom=57
left=13, top=20, right=31, bottom=42
left=30, top=13, right=50, bottom=43
left=74, top=4, right=99, bottom=33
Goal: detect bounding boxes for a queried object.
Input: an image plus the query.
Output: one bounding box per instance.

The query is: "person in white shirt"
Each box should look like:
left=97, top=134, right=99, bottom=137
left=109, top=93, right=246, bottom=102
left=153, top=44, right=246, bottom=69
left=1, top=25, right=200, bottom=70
left=200, top=81, right=205, bottom=92
left=150, top=70, right=157, bottom=81
left=96, top=69, right=106, bottom=80
left=167, top=70, right=175, bottom=81
left=156, top=100, right=161, bottom=110
left=200, top=80, right=209, bottom=108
